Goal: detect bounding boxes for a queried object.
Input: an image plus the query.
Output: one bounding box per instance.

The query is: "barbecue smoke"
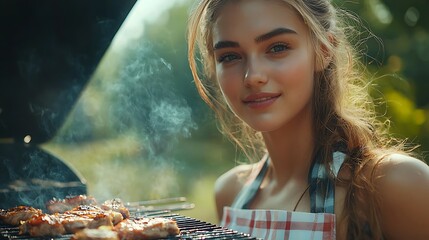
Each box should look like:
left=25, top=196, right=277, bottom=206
left=47, top=41, right=197, bottom=202
left=107, top=44, right=195, bottom=156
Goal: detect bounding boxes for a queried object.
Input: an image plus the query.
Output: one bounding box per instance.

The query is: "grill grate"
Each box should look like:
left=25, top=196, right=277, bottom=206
left=0, top=226, right=72, bottom=240
left=0, top=214, right=257, bottom=240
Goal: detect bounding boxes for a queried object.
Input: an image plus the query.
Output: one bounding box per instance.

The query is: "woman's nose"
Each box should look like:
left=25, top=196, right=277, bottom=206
left=243, top=58, right=268, bottom=87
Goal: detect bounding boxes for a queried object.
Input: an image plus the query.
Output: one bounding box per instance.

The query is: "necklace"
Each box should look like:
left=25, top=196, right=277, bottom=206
left=292, top=179, right=319, bottom=211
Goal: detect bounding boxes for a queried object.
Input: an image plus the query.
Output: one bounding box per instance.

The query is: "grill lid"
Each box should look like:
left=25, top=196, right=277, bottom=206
left=0, top=0, right=137, bottom=144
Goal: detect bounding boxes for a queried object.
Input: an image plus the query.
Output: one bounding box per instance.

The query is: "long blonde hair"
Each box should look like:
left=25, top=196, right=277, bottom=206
left=187, top=0, right=405, bottom=238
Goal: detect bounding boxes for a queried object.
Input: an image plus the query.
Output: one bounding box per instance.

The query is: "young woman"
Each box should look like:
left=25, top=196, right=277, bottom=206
left=187, top=0, right=429, bottom=239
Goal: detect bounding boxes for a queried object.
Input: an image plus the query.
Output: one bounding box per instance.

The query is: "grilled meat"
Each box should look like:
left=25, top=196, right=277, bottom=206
left=0, top=206, right=42, bottom=226
left=114, top=217, right=180, bottom=240
left=69, top=205, right=123, bottom=226
left=19, top=205, right=124, bottom=237
left=7, top=196, right=185, bottom=239
left=46, top=195, right=98, bottom=213
left=101, top=198, right=130, bottom=219
left=71, top=227, right=119, bottom=240
left=60, top=212, right=113, bottom=234
left=19, top=214, right=66, bottom=237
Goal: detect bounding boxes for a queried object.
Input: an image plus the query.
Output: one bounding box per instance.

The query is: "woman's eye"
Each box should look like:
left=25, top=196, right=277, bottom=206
left=217, top=53, right=240, bottom=63
left=268, top=43, right=290, bottom=53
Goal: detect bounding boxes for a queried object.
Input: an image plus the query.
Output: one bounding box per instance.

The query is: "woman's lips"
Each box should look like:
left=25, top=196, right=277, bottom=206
left=242, top=92, right=281, bottom=109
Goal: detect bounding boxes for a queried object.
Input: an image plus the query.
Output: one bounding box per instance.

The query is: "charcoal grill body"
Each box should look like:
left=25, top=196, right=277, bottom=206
left=0, top=0, right=137, bottom=210
left=0, top=143, right=86, bottom=210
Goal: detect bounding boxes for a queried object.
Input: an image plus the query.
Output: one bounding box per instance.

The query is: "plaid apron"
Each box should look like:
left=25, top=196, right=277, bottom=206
left=221, top=151, right=346, bottom=240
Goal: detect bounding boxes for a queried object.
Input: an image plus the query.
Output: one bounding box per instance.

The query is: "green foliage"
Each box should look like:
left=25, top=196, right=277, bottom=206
left=334, top=0, right=429, bottom=157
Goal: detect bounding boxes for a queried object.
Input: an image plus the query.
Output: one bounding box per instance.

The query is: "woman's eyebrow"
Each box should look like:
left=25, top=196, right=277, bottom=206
left=213, top=40, right=239, bottom=50
left=213, top=27, right=297, bottom=50
left=255, top=27, right=297, bottom=43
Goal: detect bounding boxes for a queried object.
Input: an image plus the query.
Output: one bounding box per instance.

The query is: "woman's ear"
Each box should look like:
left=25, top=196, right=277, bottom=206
left=316, top=34, right=335, bottom=71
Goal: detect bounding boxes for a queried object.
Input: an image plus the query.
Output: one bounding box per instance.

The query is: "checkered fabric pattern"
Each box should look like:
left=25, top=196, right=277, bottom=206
left=222, top=208, right=336, bottom=240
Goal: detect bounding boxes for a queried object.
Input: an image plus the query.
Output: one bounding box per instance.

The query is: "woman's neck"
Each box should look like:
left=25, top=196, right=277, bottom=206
left=261, top=112, right=315, bottom=185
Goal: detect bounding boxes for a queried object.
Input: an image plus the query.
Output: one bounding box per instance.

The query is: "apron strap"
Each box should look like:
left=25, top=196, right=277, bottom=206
left=309, top=151, right=346, bottom=213
left=231, top=157, right=270, bottom=209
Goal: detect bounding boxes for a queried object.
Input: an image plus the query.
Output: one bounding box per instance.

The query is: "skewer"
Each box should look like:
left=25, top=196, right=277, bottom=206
left=132, top=203, right=195, bottom=211
left=125, top=197, right=187, bottom=207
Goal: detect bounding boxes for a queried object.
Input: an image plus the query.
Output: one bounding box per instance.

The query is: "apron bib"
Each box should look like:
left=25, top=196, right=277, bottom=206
left=222, top=208, right=335, bottom=240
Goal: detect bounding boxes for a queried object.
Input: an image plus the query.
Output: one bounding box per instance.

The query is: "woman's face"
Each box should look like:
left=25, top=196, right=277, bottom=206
left=212, top=0, right=316, bottom=132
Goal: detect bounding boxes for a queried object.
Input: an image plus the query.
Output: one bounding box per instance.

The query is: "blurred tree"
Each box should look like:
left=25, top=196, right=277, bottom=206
left=334, top=0, right=429, bottom=158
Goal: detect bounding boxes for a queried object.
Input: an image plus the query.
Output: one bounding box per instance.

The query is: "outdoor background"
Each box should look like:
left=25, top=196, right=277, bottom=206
left=42, top=0, right=429, bottom=224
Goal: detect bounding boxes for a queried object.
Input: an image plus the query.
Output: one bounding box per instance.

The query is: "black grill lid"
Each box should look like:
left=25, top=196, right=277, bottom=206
left=0, top=0, right=137, bottom=144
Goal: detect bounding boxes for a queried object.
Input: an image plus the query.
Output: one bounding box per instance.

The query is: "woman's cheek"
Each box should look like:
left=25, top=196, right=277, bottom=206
left=217, top=69, right=240, bottom=97
left=218, top=79, right=236, bottom=106
left=280, top=54, right=315, bottom=89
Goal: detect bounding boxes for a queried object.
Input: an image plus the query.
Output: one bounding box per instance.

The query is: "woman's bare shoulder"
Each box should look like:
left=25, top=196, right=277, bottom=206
left=214, top=162, right=259, bottom=220
left=215, top=164, right=254, bottom=205
left=376, top=153, right=429, bottom=239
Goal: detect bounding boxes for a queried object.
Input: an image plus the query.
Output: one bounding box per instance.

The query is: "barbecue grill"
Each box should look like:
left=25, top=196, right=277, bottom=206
left=0, top=0, right=137, bottom=210
left=0, top=198, right=259, bottom=239
left=0, top=213, right=257, bottom=240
